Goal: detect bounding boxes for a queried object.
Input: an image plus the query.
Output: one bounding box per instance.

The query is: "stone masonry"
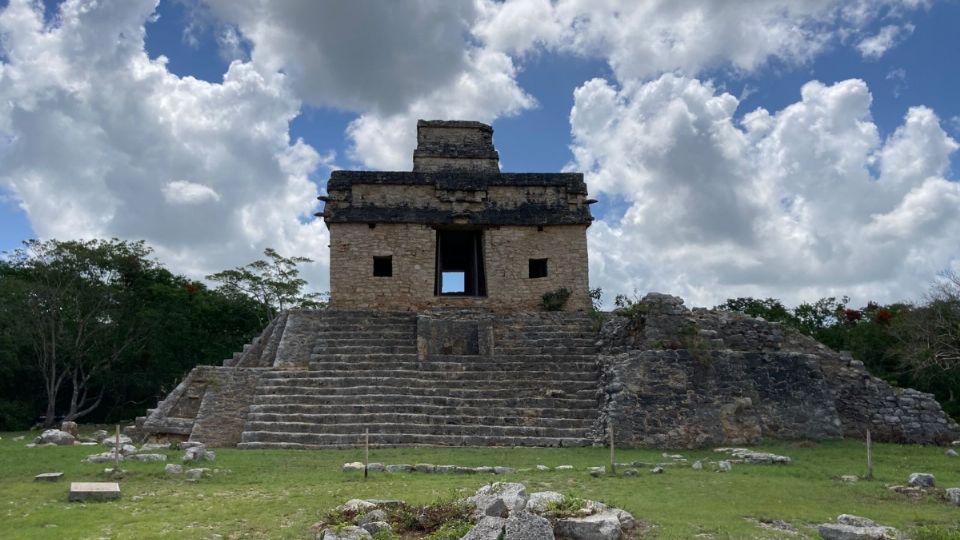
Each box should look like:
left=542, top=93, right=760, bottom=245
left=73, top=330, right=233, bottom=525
left=140, top=120, right=959, bottom=449
left=322, top=120, right=594, bottom=312
left=141, top=297, right=959, bottom=448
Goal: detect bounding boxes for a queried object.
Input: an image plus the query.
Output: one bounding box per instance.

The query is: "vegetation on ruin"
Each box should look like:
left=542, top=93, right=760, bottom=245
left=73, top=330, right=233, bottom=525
left=2, top=433, right=960, bottom=539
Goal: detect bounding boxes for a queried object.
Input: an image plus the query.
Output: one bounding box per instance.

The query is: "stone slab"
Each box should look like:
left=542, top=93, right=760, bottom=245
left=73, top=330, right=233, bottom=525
left=34, top=472, right=63, bottom=482
left=68, top=482, right=120, bottom=502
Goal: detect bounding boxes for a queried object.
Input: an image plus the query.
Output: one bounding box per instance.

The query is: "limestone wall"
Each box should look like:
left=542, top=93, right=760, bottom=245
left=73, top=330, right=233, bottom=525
left=328, top=223, right=590, bottom=312
left=598, top=293, right=960, bottom=446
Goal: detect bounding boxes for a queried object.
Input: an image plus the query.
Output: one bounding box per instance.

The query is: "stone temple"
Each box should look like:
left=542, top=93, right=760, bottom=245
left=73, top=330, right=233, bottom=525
left=141, top=120, right=959, bottom=449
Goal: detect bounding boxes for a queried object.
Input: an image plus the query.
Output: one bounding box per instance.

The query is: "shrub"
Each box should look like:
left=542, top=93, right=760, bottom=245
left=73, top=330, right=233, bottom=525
left=542, top=288, right=571, bottom=311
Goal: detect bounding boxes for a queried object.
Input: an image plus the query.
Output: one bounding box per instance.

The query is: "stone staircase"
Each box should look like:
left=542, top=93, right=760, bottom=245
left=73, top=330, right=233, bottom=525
left=237, top=311, right=601, bottom=449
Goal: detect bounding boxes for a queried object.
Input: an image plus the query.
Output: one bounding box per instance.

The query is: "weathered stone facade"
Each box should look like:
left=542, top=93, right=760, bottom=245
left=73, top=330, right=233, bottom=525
left=328, top=223, right=590, bottom=311
left=321, top=120, right=593, bottom=312
left=597, top=293, right=960, bottom=448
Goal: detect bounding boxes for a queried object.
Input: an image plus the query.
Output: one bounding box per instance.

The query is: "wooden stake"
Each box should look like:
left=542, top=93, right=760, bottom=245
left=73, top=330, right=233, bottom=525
left=609, top=423, right=616, bottom=476
left=865, top=428, right=874, bottom=481
left=114, top=425, right=121, bottom=472
left=364, top=429, right=369, bottom=481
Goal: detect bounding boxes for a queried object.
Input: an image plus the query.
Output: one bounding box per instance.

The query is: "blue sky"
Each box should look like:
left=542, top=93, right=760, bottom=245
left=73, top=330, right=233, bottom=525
left=1, top=0, right=959, bottom=306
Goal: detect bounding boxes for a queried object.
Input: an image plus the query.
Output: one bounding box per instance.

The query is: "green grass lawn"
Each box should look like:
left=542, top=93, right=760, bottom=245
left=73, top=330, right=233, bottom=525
left=1, top=431, right=959, bottom=539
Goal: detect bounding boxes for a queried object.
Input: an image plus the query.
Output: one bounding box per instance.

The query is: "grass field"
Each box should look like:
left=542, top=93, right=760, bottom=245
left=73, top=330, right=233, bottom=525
left=1, top=431, right=959, bottom=539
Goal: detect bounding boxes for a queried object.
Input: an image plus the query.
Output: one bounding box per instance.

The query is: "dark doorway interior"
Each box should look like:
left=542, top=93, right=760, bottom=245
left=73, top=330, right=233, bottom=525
left=436, top=229, right=486, bottom=296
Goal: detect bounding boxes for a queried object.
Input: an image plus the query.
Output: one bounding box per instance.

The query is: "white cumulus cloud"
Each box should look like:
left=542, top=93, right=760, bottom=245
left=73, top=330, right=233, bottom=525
left=571, top=75, right=960, bottom=307
left=857, top=24, right=915, bottom=59
left=163, top=180, right=221, bottom=204
left=0, top=0, right=331, bottom=284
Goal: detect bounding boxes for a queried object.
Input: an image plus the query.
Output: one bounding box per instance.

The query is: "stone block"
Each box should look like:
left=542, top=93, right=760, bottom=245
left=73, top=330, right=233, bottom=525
left=68, top=482, right=120, bottom=502
left=34, top=472, right=63, bottom=482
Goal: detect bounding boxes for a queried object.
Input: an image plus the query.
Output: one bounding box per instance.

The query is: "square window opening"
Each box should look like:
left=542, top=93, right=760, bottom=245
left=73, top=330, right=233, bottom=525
left=441, top=271, right=465, bottom=294
left=529, top=258, right=548, bottom=279
left=373, top=256, right=392, bottom=277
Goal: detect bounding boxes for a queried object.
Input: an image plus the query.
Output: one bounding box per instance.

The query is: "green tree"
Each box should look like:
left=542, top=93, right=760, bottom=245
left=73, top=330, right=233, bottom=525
left=0, top=239, right=157, bottom=426
left=207, top=248, right=326, bottom=324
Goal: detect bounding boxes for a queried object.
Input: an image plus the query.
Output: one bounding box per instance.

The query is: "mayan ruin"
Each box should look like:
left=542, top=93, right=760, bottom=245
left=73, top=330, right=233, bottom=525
left=139, top=120, right=960, bottom=450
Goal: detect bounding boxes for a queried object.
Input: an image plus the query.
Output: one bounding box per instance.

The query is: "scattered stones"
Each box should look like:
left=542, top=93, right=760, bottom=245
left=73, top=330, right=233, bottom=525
left=60, top=421, right=79, bottom=437
left=462, top=516, right=506, bottom=540
left=908, top=472, right=935, bottom=488
left=180, top=441, right=205, bottom=449
left=385, top=464, right=411, bottom=473
left=127, top=453, right=166, bottom=462
left=536, top=464, right=551, bottom=472
left=91, top=430, right=108, bottom=442
left=13, top=435, right=25, bottom=441
left=650, top=467, right=664, bottom=474
left=317, top=525, right=371, bottom=540
left=817, top=514, right=899, bottom=540
left=718, top=461, right=732, bottom=472
left=183, top=444, right=215, bottom=462
left=365, top=463, right=385, bottom=472
left=435, top=465, right=456, bottom=474
left=85, top=452, right=122, bottom=464
left=414, top=463, right=435, bottom=473
left=141, top=442, right=171, bottom=451
left=692, top=460, right=703, bottom=470
left=337, top=499, right=377, bottom=513
left=474, top=466, right=495, bottom=474
left=34, top=472, right=63, bottom=482
left=589, top=466, right=606, bottom=477
left=342, top=462, right=364, bottom=472
left=748, top=518, right=797, bottom=535
left=946, top=449, right=958, bottom=457
left=555, top=511, right=623, bottom=540
left=359, top=521, right=391, bottom=536
left=555, top=465, right=574, bottom=470
left=454, top=466, right=476, bottom=474
left=185, top=468, right=210, bottom=481
left=525, top=491, right=565, bottom=513
left=505, top=510, right=555, bottom=539
left=36, top=429, right=75, bottom=446
left=102, top=435, right=133, bottom=448
left=468, top=482, right=528, bottom=519
left=840, top=475, right=859, bottom=483
left=946, top=488, right=960, bottom=506
left=715, top=448, right=791, bottom=464
left=888, top=485, right=925, bottom=497
left=623, top=468, right=639, bottom=477
left=68, top=482, right=120, bottom=502
left=164, top=464, right=183, bottom=475
left=356, top=509, right=387, bottom=526
left=493, top=466, right=514, bottom=475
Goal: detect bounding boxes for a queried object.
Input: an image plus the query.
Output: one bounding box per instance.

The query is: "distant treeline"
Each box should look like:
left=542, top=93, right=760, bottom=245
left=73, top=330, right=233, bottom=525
left=0, top=239, right=323, bottom=430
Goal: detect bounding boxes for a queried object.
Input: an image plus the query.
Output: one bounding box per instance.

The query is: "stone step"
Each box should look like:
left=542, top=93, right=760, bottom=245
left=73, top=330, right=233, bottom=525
left=246, top=412, right=593, bottom=429
left=240, top=422, right=592, bottom=441
left=256, top=371, right=599, bottom=385
left=247, top=403, right=597, bottom=420
left=313, top=331, right=416, bottom=340
left=311, top=345, right=419, bottom=355
left=305, top=361, right=599, bottom=373
left=252, top=387, right=599, bottom=402
left=313, top=321, right=417, bottom=329
left=237, top=433, right=593, bottom=449
left=312, top=338, right=416, bottom=348
left=493, top=347, right=597, bottom=355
